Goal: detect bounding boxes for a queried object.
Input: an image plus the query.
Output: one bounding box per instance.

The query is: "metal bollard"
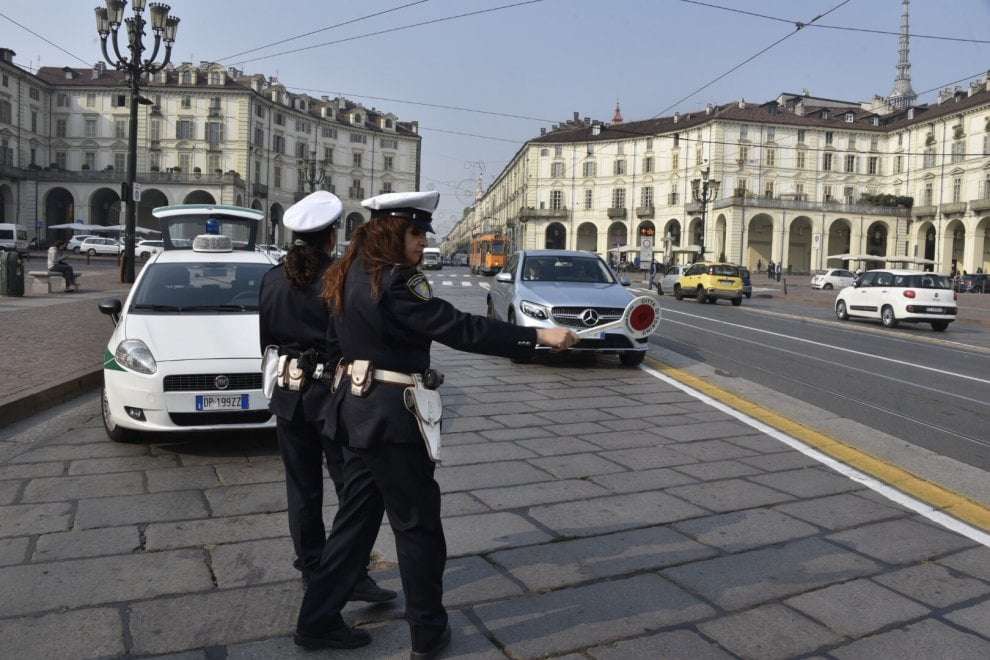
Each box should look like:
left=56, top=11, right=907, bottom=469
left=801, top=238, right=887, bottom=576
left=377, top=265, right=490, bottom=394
left=783, top=277, right=788, bottom=295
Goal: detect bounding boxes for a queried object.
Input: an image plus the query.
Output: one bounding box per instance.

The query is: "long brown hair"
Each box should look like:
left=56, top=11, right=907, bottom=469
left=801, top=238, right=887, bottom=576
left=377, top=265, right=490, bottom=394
left=283, top=226, right=334, bottom=289
left=322, top=214, right=410, bottom=314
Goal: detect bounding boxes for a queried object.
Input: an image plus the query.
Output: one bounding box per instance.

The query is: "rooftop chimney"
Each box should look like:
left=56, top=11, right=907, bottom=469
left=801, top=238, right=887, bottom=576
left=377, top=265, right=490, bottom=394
left=738, top=98, right=746, bottom=109
left=673, top=112, right=680, bottom=123
left=540, top=127, right=547, bottom=136
left=591, top=123, right=602, bottom=136
left=0, top=48, right=16, bottom=64
left=705, top=103, right=714, bottom=115
left=573, top=111, right=580, bottom=122
left=93, top=62, right=106, bottom=79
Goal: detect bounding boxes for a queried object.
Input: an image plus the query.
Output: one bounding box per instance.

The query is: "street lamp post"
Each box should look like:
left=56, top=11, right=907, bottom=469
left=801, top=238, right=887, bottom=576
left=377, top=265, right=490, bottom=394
left=96, top=0, right=180, bottom=283
left=298, top=148, right=330, bottom=193
left=691, top=161, right=721, bottom=262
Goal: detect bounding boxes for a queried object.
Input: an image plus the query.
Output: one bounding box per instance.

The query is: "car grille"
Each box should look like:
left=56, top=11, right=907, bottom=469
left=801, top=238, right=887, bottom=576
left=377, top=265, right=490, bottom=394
left=168, top=411, right=272, bottom=427
left=163, top=373, right=263, bottom=392
left=550, top=306, right=624, bottom=328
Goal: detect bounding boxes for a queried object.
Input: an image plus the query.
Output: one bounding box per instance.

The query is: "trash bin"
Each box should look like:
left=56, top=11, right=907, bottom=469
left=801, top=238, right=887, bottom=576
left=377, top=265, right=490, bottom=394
left=0, top=250, right=25, bottom=296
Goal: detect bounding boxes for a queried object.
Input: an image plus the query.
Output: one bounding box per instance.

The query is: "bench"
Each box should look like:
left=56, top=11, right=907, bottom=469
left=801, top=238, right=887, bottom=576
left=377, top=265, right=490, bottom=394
left=27, top=271, right=84, bottom=294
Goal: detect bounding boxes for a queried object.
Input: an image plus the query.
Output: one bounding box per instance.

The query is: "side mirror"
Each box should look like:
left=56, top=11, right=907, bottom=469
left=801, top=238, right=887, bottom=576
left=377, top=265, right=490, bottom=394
left=852, top=280, right=861, bottom=288
left=99, top=298, right=122, bottom=325
left=495, top=272, right=513, bottom=283
left=620, top=278, right=631, bottom=286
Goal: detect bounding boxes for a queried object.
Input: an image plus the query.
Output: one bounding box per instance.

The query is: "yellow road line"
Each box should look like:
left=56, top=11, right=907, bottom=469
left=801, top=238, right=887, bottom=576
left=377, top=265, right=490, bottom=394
left=644, top=356, right=990, bottom=533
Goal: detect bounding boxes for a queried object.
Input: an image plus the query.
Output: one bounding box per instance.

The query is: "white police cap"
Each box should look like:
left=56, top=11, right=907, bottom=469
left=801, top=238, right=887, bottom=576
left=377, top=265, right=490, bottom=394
left=361, top=191, right=440, bottom=233
left=283, top=191, right=343, bottom=233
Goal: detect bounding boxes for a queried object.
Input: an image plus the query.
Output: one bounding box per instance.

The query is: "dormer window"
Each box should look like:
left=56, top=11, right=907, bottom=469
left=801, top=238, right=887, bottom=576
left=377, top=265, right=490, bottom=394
left=352, top=113, right=362, bottom=125
left=385, top=118, right=393, bottom=129
left=844, top=112, right=854, bottom=123
left=821, top=109, right=830, bottom=120
left=208, top=71, right=224, bottom=86
left=180, top=70, right=193, bottom=85
left=871, top=116, right=879, bottom=126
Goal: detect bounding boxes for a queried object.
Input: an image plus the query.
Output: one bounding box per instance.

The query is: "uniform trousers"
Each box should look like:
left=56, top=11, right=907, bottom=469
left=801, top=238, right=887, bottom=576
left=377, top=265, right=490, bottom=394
left=275, top=407, right=345, bottom=576
left=296, top=432, right=447, bottom=647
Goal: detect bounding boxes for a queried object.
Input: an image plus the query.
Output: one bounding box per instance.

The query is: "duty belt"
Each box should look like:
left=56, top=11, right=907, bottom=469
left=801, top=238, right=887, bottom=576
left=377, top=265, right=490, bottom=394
left=340, top=362, right=415, bottom=386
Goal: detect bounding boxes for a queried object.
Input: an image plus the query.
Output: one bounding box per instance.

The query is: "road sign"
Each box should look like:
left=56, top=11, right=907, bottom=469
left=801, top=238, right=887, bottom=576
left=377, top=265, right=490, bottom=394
left=132, top=182, right=142, bottom=202
left=639, top=236, right=653, bottom=267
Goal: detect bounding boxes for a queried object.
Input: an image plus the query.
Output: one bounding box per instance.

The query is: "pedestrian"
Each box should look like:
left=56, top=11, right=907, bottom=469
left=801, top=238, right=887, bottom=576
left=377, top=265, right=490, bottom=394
left=258, top=191, right=396, bottom=604
left=295, top=191, right=577, bottom=655
left=768, top=260, right=775, bottom=279
left=648, top=258, right=657, bottom=289
left=776, top=263, right=783, bottom=282
left=757, top=258, right=762, bottom=273
left=47, top=240, right=77, bottom=291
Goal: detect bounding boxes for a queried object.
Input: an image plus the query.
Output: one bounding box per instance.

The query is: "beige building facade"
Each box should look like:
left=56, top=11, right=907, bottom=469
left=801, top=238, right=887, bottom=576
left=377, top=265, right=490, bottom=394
left=0, top=48, right=421, bottom=246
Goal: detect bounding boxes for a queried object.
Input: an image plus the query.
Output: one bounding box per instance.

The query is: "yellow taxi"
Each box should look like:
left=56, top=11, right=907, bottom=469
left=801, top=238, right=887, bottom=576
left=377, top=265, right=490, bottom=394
left=673, top=262, right=744, bottom=306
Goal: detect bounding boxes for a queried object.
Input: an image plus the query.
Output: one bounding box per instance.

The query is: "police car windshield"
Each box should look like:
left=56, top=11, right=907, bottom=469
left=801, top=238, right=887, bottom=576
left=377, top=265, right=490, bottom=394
left=164, top=217, right=254, bottom=250
left=522, top=256, right=614, bottom=283
left=130, top=262, right=271, bottom=314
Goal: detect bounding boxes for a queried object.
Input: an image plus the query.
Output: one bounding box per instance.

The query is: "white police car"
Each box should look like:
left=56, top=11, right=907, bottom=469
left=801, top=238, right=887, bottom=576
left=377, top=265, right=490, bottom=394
left=98, top=205, right=277, bottom=441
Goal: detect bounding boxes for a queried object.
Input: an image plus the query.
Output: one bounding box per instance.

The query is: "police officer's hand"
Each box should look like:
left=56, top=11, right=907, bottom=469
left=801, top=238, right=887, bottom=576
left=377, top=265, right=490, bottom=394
left=537, top=328, right=579, bottom=351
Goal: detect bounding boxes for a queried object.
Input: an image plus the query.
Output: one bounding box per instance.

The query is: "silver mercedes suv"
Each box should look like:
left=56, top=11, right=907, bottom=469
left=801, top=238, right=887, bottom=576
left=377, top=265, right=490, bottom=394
left=486, top=250, right=651, bottom=366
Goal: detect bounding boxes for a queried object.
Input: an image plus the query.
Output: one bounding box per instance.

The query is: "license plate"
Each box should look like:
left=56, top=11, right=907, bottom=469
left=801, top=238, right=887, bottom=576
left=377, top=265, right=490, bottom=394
left=925, top=307, right=943, bottom=313
left=195, top=394, right=249, bottom=411
left=719, top=279, right=735, bottom=285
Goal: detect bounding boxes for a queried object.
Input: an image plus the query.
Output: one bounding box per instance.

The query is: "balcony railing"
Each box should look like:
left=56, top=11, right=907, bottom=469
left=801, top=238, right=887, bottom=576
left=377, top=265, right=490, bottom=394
left=941, top=201, right=967, bottom=216
left=206, top=142, right=223, bottom=153
left=713, top=194, right=911, bottom=217
left=685, top=200, right=703, bottom=214
left=635, top=206, right=655, bottom=218
left=912, top=205, right=937, bottom=218
left=348, top=188, right=366, bottom=199
left=0, top=164, right=243, bottom=187
left=607, top=207, right=627, bottom=219
left=971, top=197, right=990, bottom=213
left=519, top=207, right=567, bottom=221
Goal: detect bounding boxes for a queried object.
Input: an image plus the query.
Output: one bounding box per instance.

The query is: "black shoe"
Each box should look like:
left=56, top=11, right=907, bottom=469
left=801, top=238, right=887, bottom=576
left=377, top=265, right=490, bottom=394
left=350, top=575, right=398, bottom=603
left=294, top=624, right=371, bottom=650
left=410, top=624, right=451, bottom=660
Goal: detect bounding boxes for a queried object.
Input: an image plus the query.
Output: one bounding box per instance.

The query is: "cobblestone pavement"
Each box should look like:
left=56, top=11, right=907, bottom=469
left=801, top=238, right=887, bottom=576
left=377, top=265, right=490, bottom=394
left=2, top=346, right=989, bottom=657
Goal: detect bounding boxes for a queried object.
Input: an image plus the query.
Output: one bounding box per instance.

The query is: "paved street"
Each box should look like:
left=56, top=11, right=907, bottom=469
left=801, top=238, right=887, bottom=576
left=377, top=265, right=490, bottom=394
left=1, top=271, right=988, bottom=659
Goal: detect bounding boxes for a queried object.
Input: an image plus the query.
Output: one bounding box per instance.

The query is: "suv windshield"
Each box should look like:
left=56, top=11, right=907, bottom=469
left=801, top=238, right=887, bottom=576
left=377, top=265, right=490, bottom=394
left=130, top=262, right=271, bottom=313
left=522, top=255, right=614, bottom=283
left=892, top=274, right=953, bottom=289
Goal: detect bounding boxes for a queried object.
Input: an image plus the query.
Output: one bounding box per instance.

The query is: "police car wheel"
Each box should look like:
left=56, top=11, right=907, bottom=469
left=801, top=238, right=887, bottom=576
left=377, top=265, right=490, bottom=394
left=620, top=351, right=645, bottom=367
left=102, top=385, right=140, bottom=443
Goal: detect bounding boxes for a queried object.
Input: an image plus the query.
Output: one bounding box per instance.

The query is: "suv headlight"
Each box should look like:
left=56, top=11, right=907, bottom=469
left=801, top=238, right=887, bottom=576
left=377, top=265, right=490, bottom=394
left=520, top=300, right=549, bottom=320
left=115, top=339, right=157, bottom=375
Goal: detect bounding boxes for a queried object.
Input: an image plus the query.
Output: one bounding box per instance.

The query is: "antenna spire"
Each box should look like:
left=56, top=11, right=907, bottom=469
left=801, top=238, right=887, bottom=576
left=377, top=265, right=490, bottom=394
left=888, top=0, right=917, bottom=108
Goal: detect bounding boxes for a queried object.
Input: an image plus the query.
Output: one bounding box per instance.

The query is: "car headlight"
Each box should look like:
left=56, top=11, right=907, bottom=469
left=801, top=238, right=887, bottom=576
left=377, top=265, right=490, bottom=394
left=115, top=339, right=157, bottom=375
left=520, top=300, right=549, bottom=320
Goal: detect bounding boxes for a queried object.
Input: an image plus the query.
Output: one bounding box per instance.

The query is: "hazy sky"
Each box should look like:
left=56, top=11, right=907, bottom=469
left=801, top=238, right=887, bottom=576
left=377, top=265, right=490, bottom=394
left=4, top=0, right=989, bottom=235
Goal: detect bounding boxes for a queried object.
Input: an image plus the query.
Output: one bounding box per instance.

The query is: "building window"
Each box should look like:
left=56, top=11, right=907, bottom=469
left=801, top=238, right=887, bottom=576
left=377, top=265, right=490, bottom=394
left=180, top=96, right=192, bottom=109
left=554, top=145, right=563, bottom=157
left=825, top=131, right=834, bottom=145
left=29, top=147, right=36, bottom=166
left=824, top=185, right=833, bottom=202
left=611, top=188, right=626, bottom=209
left=84, top=152, right=96, bottom=170
left=254, top=126, right=264, bottom=146
left=540, top=148, right=548, bottom=157
left=984, top=134, right=990, bottom=156
left=206, top=122, right=223, bottom=145
left=845, top=154, right=856, bottom=173
left=845, top=112, right=854, bottom=123
left=350, top=133, right=367, bottom=144
left=56, top=93, right=68, bottom=108
left=951, top=140, right=965, bottom=163
left=765, top=148, right=776, bottom=167
left=613, top=159, right=626, bottom=176
left=179, top=70, right=192, bottom=85
left=295, top=141, right=307, bottom=159
left=897, top=132, right=904, bottom=146
left=738, top=145, right=749, bottom=164
left=822, top=152, right=833, bottom=171
left=848, top=134, right=857, bottom=149
left=868, top=156, right=879, bottom=175
left=581, top=161, right=596, bottom=177
left=645, top=138, right=653, bottom=151
left=739, top=125, right=748, bottom=140
left=324, top=147, right=333, bottom=163
left=113, top=94, right=126, bottom=108
left=584, top=189, right=593, bottom=209
left=764, top=181, right=774, bottom=199
left=795, top=183, right=805, bottom=200
left=870, top=135, right=879, bottom=151
left=350, top=179, right=363, bottom=199
left=150, top=152, right=160, bottom=170
left=381, top=181, right=392, bottom=193
left=671, top=152, right=679, bottom=170
left=844, top=186, right=854, bottom=203
left=255, top=104, right=265, bottom=118
left=29, top=87, right=39, bottom=101
left=383, top=154, right=394, bottom=171
left=673, top=133, right=680, bottom=147
left=551, top=161, right=565, bottom=177
left=984, top=174, right=990, bottom=199
left=55, top=118, right=67, bottom=138
left=617, top=142, right=625, bottom=156
left=923, top=146, right=936, bottom=169
left=586, top=143, right=594, bottom=155
left=55, top=152, right=67, bottom=169
left=796, top=150, right=806, bottom=169
left=381, top=138, right=398, bottom=149
left=0, top=99, right=11, bottom=124
left=114, top=153, right=126, bottom=172
left=114, top=119, right=127, bottom=139
left=736, top=179, right=748, bottom=195
left=1, top=73, right=7, bottom=87
left=274, top=165, right=282, bottom=189
left=175, top=120, right=194, bottom=140
left=952, top=177, right=963, bottom=203
left=274, top=112, right=285, bottom=127
left=30, top=111, right=37, bottom=133
left=895, top=155, right=903, bottom=173
left=924, top=182, right=933, bottom=206
left=322, top=126, right=337, bottom=139
left=766, top=126, right=775, bottom=142
left=695, top=144, right=702, bottom=166
left=641, top=186, right=654, bottom=208
left=643, top=156, right=654, bottom=173
left=352, top=152, right=363, bottom=168
left=550, top=190, right=563, bottom=210
left=668, top=191, right=680, bottom=205
left=254, top=160, right=261, bottom=181
left=85, top=119, right=97, bottom=138
left=179, top=153, right=191, bottom=172
left=797, top=129, right=806, bottom=144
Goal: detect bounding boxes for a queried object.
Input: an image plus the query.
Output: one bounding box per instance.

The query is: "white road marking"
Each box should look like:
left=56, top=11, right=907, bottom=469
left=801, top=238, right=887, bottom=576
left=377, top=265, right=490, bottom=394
left=479, top=282, right=490, bottom=291
left=639, top=363, right=990, bottom=548
left=461, top=281, right=472, bottom=287
left=441, top=281, right=453, bottom=286
left=663, top=308, right=990, bottom=386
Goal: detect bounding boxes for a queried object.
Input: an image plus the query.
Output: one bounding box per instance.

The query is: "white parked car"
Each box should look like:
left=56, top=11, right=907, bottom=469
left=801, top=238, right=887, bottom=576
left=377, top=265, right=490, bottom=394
left=811, top=268, right=857, bottom=290
left=654, top=264, right=689, bottom=296
left=135, top=239, right=164, bottom=259
left=68, top=234, right=99, bottom=253
left=835, top=269, right=957, bottom=331
left=79, top=236, right=123, bottom=256
left=255, top=243, right=286, bottom=261
left=98, top=204, right=277, bottom=441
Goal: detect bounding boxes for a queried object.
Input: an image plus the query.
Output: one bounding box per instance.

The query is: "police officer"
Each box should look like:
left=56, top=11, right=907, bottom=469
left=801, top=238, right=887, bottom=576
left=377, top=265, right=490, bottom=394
left=258, top=191, right=395, bottom=603
left=293, top=191, right=577, bottom=656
